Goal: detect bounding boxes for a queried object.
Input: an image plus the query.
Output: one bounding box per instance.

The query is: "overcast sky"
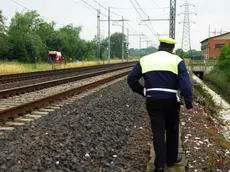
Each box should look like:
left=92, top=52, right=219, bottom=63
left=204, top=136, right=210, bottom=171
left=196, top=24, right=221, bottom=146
left=1, top=0, right=230, bottom=50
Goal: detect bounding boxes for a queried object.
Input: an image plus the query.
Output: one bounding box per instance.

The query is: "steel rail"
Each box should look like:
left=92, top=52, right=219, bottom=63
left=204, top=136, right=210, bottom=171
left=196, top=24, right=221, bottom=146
left=0, top=71, right=130, bottom=122
left=0, top=65, right=133, bottom=99
left=0, top=62, right=136, bottom=84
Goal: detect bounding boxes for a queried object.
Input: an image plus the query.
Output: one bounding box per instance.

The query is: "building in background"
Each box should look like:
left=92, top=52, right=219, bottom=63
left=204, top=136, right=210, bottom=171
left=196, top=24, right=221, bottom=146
left=201, top=32, right=230, bottom=59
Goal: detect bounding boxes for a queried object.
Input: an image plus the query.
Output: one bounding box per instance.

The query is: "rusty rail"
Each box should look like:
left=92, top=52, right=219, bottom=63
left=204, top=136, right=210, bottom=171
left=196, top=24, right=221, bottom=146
left=0, top=65, right=133, bottom=98
left=0, top=71, right=129, bottom=122
left=0, top=62, right=136, bottom=84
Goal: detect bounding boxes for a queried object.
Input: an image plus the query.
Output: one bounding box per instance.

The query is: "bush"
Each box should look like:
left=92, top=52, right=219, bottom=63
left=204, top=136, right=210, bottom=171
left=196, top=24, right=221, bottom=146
left=204, top=44, right=230, bottom=103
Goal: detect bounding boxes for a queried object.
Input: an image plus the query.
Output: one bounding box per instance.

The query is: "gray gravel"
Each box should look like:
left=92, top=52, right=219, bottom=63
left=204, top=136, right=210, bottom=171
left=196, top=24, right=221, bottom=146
left=0, top=79, right=152, bottom=172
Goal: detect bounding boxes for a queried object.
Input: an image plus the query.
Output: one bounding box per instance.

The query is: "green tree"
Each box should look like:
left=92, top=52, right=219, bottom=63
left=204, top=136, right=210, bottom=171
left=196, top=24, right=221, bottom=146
left=59, top=25, right=82, bottom=59
left=216, top=44, right=230, bottom=71
left=175, top=49, right=201, bottom=59
left=2, top=10, right=146, bottom=63
left=0, top=10, right=6, bottom=32
left=0, top=10, right=9, bottom=60
left=46, top=25, right=88, bottom=61
left=8, top=11, right=44, bottom=62
left=102, top=32, right=127, bottom=59
left=175, top=48, right=185, bottom=58
left=46, top=31, right=69, bottom=56
left=129, top=47, right=157, bottom=57
left=84, top=40, right=97, bottom=60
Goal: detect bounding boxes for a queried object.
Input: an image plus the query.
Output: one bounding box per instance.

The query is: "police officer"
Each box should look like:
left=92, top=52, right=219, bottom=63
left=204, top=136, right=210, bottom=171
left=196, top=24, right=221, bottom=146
left=127, top=38, right=193, bottom=172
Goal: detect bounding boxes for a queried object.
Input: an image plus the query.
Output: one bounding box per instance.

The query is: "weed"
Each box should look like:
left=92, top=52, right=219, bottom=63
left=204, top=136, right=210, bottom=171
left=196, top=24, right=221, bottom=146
left=207, top=152, right=217, bottom=172
left=193, top=83, right=218, bottom=117
left=204, top=128, right=230, bottom=151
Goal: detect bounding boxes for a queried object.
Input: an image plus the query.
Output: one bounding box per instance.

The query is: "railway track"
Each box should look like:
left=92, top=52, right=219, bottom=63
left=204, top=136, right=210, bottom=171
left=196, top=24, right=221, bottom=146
left=0, top=64, right=134, bottom=99
left=0, top=64, right=134, bottom=123
left=0, top=62, right=135, bottom=84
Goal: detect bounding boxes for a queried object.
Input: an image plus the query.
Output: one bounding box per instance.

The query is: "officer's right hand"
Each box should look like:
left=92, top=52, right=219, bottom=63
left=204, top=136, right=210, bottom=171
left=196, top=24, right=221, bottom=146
left=186, top=109, right=193, bottom=113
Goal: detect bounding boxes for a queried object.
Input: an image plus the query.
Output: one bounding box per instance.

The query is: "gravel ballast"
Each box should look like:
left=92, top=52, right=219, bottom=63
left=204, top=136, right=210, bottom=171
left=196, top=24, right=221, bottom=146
left=0, top=79, right=152, bottom=172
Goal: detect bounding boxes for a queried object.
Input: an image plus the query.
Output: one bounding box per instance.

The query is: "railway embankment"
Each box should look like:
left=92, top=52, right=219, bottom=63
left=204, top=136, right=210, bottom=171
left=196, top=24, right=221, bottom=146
left=181, top=74, right=230, bottom=171
left=0, top=70, right=229, bottom=171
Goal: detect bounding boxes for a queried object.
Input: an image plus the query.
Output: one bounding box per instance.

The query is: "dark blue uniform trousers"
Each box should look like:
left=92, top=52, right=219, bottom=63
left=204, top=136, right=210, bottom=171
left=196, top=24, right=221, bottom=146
left=146, top=98, right=180, bottom=168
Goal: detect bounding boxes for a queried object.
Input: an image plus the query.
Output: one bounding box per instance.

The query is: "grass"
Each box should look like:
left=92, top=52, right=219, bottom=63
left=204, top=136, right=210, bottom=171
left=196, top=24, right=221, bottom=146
left=204, top=128, right=230, bottom=151
left=184, top=58, right=191, bottom=66
left=0, top=61, right=53, bottom=74
left=207, top=152, right=217, bottom=172
left=185, top=59, right=217, bottom=67
left=192, top=77, right=221, bottom=117
left=0, top=59, right=134, bottom=74
left=193, top=81, right=230, bottom=170
left=204, top=69, right=230, bottom=104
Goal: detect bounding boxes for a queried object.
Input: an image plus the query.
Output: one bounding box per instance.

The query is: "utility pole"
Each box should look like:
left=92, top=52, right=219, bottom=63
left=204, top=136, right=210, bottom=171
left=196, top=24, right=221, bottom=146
left=210, top=28, right=226, bottom=36
left=108, top=7, right=111, bottom=64
left=208, top=25, right=210, bottom=38
left=97, top=9, right=101, bottom=64
left=129, top=33, right=146, bottom=49
left=140, top=0, right=175, bottom=38
left=140, top=35, right=142, bottom=49
left=122, top=16, right=125, bottom=62
left=140, top=20, right=169, bottom=38
left=211, top=29, right=217, bottom=36
left=140, top=40, right=152, bottom=55
left=100, top=17, right=130, bottom=63
left=180, top=0, right=196, bottom=52
left=141, top=40, right=151, bottom=47
left=126, top=29, right=129, bottom=61
left=146, top=40, right=151, bottom=48
left=169, top=0, right=176, bottom=39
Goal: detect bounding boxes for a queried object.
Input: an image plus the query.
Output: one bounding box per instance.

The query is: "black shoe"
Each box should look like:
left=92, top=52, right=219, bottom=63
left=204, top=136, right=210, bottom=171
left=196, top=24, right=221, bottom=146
left=167, top=155, right=182, bottom=167
left=154, top=167, right=164, bottom=172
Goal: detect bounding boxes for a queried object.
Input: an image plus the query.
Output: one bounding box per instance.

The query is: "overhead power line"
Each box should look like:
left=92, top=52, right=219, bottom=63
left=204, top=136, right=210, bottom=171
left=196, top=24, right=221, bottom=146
left=74, top=0, right=107, bottom=17
left=11, top=0, right=27, bottom=10
left=133, top=0, right=158, bottom=35
left=111, top=7, right=170, bottom=10
left=92, top=0, right=122, bottom=17
left=129, top=0, right=143, bottom=18
left=78, top=0, right=97, bottom=10
left=151, top=0, right=162, bottom=9
left=126, top=21, right=139, bottom=33
left=129, top=0, right=157, bottom=36
left=92, top=0, right=107, bottom=10
left=11, top=0, right=66, bottom=26
left=149, top=22, right=158, bottom=36
left=133, top=0, right=149, bottom=18
left=151, top=0, right=168, bottom=15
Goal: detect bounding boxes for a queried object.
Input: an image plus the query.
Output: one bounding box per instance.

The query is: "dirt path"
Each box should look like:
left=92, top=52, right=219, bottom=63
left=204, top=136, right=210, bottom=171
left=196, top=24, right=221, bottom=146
left=181, top=103, right=230, bottom=171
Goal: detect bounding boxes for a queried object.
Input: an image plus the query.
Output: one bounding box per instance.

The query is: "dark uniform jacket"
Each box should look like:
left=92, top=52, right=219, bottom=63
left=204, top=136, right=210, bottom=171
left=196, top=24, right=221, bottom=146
left=127, top=49, right=193, bottom=109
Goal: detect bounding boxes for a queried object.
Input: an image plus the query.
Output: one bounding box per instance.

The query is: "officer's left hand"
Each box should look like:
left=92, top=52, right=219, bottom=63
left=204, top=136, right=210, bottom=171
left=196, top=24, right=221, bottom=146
left=186, top=109, right=193, bottom=113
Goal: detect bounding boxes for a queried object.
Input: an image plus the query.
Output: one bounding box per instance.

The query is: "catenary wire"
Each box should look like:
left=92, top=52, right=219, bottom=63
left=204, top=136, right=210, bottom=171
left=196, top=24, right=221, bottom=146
left=73, top=0, right=108, bottom=17
left=134, top=0, right=149, bottom=18
left=92, top=0, right=122, bottom=17
left=11, top=0, right=66, bottom=26
left=129, top=0, right=157, bottom=36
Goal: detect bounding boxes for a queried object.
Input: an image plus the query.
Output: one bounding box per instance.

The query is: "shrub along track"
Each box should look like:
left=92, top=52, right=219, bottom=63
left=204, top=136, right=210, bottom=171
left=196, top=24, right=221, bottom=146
left=0, top=64, right=134, bottom=122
